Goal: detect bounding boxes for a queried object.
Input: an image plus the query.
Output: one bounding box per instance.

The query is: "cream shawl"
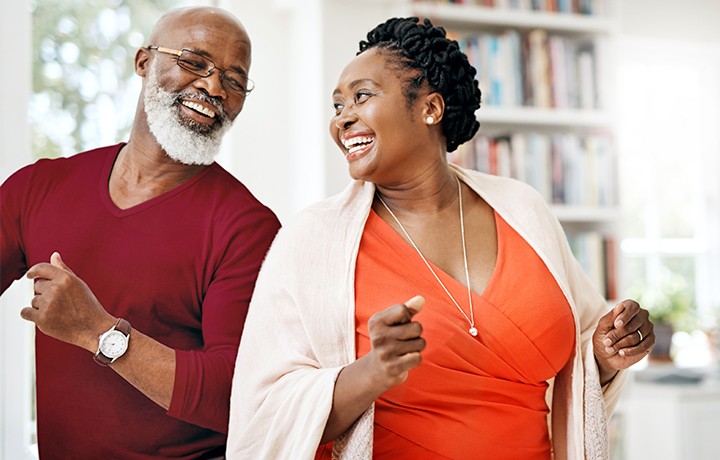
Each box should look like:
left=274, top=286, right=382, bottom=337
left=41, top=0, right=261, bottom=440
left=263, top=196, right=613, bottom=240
left=227, top=165, right=627, bottom=459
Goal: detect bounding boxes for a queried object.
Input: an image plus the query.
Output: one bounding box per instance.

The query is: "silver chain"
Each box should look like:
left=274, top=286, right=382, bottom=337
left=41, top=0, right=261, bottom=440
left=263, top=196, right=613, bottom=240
left=376, top=176, right=477, bottom=336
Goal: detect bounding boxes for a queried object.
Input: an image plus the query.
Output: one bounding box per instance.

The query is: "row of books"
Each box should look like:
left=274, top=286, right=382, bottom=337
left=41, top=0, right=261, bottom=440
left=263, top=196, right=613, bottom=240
left=567, top=232, right=617, bottom=300
left=431, top=0, right=607, bottom=16
left=448, top=132, right=615, bottom=207
left=459, top=29, right=598, bottom=109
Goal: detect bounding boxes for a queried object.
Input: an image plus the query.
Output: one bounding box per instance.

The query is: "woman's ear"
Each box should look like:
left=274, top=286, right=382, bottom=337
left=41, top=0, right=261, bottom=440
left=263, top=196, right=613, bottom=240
left=135, top=48, right=151, bottom=77
left=423, top=92, right=445, bottom=125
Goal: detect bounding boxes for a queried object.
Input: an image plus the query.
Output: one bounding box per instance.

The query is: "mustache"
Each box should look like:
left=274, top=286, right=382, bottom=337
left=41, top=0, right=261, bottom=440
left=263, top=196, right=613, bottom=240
left=174, top=89, right=229, bottom=122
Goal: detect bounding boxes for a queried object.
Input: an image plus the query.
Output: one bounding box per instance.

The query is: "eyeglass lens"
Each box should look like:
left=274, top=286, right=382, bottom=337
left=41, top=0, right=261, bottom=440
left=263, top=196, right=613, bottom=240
left=176, top=50, right=253, bottom=95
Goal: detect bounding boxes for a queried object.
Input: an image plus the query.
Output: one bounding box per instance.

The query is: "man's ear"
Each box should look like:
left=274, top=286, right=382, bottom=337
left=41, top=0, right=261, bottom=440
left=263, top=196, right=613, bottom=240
left=423, top=92, right=445, bottom=125
left=135, top=48, right=151, bottom=77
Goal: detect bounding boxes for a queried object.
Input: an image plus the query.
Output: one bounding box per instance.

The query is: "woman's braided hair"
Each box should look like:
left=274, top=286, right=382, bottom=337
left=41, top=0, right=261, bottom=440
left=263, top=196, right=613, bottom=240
left=359, top=17, right=481, bottom=152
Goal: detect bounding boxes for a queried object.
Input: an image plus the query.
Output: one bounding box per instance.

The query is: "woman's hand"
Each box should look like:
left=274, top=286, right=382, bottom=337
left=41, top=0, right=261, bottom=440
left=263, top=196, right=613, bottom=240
left=321, top=295, right=426, bottom=444
left=593, top=299, right=655, bottom=385
left=365, top=295, right=426, bottom=391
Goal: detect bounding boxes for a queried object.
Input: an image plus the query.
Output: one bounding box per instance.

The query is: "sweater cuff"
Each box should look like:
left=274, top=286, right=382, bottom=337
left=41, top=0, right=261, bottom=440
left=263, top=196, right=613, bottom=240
left=167, top=349, right=187, bottom=418
left=583, top=341, right=628, bottom=416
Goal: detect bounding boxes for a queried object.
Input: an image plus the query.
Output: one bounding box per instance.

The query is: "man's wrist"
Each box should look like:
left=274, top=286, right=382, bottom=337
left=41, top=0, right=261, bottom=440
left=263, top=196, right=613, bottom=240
left=94, top=318, right=131, bottom=366
left=83, top=316, right=119, bottom=353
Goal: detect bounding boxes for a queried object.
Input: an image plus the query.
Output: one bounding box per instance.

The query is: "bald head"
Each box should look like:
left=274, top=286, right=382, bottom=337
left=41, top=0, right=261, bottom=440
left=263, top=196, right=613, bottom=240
left=148, top=7, right=251, bottom=65
left=132, top=6, right=253, bottom=161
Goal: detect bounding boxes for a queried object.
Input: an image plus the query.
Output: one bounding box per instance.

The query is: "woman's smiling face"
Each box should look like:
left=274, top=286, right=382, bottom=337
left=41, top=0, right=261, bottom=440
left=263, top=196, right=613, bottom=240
left=330, top=48, right=436, bottom=185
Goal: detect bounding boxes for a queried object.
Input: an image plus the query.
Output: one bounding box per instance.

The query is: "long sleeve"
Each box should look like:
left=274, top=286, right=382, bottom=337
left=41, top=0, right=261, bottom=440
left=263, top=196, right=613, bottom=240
left=168, top=204, right=280, bottom=433
left=6, top=145, right=281, bottom=458
left=1, top=164, right=34, bottom=293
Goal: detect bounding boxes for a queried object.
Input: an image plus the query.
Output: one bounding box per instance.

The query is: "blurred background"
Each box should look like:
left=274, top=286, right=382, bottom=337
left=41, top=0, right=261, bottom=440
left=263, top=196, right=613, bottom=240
left=1, top=0, right=719, bottom=458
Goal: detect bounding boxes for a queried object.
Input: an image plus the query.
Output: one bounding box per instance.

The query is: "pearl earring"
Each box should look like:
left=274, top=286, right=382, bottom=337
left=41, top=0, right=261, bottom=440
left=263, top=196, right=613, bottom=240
left=426, top=117, right=434, bottom=124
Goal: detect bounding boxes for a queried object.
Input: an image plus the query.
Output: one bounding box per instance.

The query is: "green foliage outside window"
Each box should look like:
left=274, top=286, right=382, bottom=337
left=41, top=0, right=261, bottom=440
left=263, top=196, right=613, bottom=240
left=31, top=0, right=179, bottom=160
left=627, top=271, right=697, bottom=332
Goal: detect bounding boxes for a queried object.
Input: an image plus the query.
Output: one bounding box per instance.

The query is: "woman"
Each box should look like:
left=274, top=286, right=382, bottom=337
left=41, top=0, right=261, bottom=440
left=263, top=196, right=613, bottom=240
left=227, top=17, right=654, bottom=460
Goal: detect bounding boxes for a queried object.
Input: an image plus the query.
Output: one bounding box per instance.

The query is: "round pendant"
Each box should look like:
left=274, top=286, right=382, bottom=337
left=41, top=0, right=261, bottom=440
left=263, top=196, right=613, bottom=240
left=469, top=327, right=478, bottom=336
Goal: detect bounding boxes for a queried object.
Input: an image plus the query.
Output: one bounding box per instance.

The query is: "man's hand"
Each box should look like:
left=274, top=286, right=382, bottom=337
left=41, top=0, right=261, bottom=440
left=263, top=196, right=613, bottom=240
left=21, top=252, right=116, bottom=353
left=593, top=299, right=655, bottom=385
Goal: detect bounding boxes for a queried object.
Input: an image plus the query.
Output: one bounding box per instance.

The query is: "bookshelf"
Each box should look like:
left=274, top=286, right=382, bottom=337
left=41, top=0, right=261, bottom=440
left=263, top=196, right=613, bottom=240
left=411, top=1, right=616, bottom=34
left=477, top=106, right=612, bottom=127
left=550, top=205, right=619, bottom=223
left=257, top=0, right=621, bottom=300
left=411, top=0, right=621, bottom=300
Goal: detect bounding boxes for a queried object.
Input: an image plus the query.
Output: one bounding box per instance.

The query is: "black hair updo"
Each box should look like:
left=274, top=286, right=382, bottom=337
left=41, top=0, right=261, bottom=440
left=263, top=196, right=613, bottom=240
left=359, top=17, right=481, bottom=152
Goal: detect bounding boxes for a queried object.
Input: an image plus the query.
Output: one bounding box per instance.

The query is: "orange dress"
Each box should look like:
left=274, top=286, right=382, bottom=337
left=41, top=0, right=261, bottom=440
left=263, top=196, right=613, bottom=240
left=318, top=209, right=574, bottom=459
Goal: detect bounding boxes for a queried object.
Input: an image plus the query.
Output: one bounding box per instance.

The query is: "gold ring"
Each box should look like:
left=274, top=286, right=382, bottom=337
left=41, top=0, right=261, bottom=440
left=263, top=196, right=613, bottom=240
left=637, top=330, right=643, bottom=342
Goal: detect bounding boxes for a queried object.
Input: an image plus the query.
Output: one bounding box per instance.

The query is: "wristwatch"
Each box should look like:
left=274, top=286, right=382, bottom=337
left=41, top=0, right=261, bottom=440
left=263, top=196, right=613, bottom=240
left=94, top=318, right=131, bottom=366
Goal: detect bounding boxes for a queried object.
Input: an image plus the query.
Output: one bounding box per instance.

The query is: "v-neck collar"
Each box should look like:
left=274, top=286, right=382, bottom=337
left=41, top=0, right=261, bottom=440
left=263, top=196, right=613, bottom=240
left=100, top=143, right=214, bottom=218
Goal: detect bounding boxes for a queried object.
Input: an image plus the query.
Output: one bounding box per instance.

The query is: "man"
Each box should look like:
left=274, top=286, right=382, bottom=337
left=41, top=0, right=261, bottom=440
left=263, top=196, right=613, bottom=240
left=0, top=7, right=280, bottom=459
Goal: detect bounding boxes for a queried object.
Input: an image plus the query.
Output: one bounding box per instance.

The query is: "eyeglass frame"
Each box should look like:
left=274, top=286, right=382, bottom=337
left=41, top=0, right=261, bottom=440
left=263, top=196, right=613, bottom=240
left=146, top=46, right=255, bottom=96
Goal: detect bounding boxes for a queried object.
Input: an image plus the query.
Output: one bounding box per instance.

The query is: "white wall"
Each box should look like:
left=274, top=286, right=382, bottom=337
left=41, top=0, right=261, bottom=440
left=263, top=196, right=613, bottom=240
left=220, top=0, right=408, bottom=223
left=620, top=0, right=720, bottom=44
left=319, top=0, right=408, bottom=198
left=0, top=1, right=37, bottom=458
left=0, top=0, right=31, bottom=184
left=218, top=0, right=318, bottom=224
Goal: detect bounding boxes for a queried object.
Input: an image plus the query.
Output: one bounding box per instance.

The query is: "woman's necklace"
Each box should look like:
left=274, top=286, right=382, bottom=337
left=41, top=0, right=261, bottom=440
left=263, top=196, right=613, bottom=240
left=376, top=176, right=478, bottom=337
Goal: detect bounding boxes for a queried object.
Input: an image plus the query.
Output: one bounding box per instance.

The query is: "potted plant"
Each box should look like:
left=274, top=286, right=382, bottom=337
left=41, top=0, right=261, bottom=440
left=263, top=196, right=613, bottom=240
left=627, top=273, right=695, bottom=362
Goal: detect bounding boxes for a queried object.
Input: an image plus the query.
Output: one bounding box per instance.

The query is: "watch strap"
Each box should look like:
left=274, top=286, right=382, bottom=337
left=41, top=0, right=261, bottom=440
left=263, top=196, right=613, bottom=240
left=115, top=318, right=131, bottom=336
left=93, top=318, right=132, bottom=366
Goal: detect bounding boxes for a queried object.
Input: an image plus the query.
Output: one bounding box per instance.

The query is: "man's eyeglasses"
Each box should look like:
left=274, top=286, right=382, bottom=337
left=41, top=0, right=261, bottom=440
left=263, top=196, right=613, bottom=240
left=147, top=46, right=254, bottom=96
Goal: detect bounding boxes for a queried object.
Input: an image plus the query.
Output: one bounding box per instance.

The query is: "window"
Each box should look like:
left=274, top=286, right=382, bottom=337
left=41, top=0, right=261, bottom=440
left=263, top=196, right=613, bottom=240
left=1, top=1, right=197, bottom=457
left=617, top=37, right=720, bottom=356
left=31, top=0, right=181, bottom=160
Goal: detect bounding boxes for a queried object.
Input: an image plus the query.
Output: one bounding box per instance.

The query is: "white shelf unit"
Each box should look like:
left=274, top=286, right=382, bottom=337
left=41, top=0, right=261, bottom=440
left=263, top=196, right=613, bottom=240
left=621, top=368, right=720, bottom=460
left=550, top=204, right=620, bottom=223
left=477, top=106, right=613, bottom=128
left=410, top=0, right=621, bottom=300
left=411, top=2, right=617, bottom=34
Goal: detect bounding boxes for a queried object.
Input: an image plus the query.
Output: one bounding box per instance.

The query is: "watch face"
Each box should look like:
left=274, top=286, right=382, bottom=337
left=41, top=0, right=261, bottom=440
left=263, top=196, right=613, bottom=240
left=99, top=330, right=128, bottom=358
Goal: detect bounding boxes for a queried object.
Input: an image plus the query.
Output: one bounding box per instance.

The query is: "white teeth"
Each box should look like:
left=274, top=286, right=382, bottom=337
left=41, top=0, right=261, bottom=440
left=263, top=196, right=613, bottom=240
left=348, top=144, right=368, bottom=154
left=182, top=100, right=216, bottom=118
left=342, top=136, right=374, bottom=150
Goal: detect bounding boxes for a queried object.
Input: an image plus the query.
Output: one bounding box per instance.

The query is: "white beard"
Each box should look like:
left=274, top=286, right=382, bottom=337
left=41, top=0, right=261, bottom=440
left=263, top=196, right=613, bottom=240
left=143, top=63, right=233, bottom=165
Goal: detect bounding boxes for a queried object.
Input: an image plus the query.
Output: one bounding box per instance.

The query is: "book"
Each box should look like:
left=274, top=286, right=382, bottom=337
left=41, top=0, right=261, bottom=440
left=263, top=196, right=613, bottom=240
left=604, top=235, right=618, bottom=300
left=578, top=44, right=596, bottom=109
left=567, top=232, right=608, bottom=296
left=528, top=29, right=552, bottom=108
left=434, top=0, right=606, bottom=15
left=548, top=35, right=568, bottom=108
left=458, top=30, right=598, bottom=109
left=454, top=132, right=615, bottom=207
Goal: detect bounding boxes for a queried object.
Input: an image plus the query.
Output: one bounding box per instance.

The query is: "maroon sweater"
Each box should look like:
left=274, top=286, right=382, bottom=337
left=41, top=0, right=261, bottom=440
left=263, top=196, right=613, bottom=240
left=1, top=144, right=280, bottom=459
